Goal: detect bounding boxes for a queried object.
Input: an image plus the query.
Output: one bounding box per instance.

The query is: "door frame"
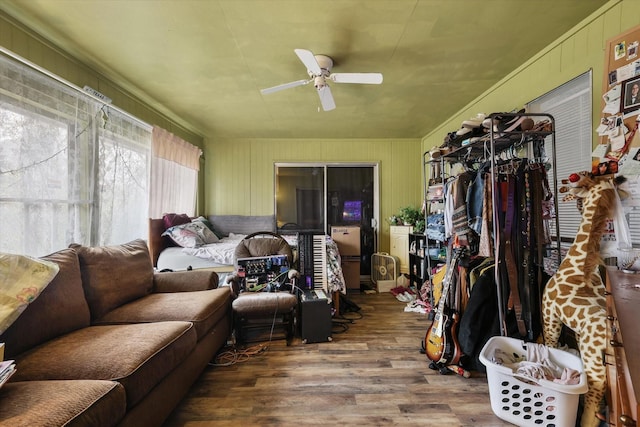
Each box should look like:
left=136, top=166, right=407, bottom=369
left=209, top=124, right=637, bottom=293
left=274, top=162, right=380, bottom=275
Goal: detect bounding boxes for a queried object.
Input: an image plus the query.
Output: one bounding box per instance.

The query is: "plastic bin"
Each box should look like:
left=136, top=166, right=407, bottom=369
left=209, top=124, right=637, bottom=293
left=479, top=336, right=588, bottom=427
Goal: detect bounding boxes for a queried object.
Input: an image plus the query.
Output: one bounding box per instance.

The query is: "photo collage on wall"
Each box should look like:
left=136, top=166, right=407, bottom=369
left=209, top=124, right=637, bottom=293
left=597, top=31, right=640, bottom=190
left=596, top=29, right=640, bottom=253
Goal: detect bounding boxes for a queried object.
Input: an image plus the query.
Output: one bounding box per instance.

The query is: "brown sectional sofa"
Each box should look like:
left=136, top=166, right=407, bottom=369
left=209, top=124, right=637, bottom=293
left=0, top=239, right=233, bottom=427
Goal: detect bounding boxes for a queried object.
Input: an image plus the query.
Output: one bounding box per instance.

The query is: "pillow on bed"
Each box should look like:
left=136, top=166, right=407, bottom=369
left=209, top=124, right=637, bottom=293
left=162, top=221, right=219, bottom=248
left=162, top=213, right=191, bottom=229
left=192, top=216, right=223, bottom=238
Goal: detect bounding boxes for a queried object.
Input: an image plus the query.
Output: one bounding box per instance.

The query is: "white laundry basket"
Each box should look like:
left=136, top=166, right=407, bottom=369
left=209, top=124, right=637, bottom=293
left=479, top=336, right=588, bottom=427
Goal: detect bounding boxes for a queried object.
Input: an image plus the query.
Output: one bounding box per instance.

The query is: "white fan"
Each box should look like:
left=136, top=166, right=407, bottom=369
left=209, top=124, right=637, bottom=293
left=371, top=252, right=399, bottom=293
left=260, top=48, right=383, bottom=111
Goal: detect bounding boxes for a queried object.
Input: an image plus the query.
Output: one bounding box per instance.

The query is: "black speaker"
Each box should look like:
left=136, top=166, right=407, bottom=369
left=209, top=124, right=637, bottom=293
left=299, top=290, right=332, bottom=344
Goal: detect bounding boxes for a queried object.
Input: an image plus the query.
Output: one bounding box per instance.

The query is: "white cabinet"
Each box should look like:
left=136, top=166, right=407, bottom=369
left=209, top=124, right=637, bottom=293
left=390, top=225, right=413, bottom=274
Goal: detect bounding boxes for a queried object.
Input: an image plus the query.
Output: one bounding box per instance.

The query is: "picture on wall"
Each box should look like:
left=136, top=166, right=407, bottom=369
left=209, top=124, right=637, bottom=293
left=622, top=76, right=640, bottom=112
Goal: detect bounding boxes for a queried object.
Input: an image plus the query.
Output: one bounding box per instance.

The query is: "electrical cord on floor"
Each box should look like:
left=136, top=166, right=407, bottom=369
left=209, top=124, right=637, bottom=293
left=331, top=318, right=350, bottom=334
left=212, top=286, right=295, bottom=367
left=209, top=343, right=268, bottom=367
left=337, top=311, right=363, bottom=322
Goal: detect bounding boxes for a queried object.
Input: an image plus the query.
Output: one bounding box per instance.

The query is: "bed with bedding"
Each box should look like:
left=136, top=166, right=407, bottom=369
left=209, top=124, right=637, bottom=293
left=148, top=214, right=347, bottom=293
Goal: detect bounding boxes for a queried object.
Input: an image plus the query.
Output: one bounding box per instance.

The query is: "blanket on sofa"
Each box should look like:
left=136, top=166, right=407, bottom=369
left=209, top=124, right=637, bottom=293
left=0, top=254, right=59, bottom=334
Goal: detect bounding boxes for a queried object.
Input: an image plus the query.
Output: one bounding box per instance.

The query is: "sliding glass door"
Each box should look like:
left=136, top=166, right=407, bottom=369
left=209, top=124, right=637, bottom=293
left=275, top=163, right=379, bottom=275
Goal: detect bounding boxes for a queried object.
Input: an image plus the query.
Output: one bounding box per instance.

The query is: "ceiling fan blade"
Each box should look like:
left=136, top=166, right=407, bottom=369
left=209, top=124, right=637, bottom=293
left=294, top=48, right=322, bottom=76
left=329, top=73, right=383, bottom=84
left=317, top=86, right=336, bottom=111
left=260, top=79, right=310, bottom=95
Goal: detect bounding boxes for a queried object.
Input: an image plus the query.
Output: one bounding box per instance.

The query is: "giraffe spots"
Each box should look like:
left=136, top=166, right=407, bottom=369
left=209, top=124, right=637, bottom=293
left=575, top=287, right=597, bottom=298
left=545, top=288, right=558, bottom=300
left=562, top=305, right=577, bottom=319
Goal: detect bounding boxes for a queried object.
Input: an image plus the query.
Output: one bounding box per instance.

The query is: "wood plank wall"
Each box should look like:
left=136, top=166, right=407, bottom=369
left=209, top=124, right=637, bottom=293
left=205, top=138, right=422, bottom=254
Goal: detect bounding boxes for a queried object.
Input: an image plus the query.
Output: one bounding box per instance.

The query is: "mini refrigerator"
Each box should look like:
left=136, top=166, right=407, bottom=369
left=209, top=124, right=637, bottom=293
left=331, top=226, right=361, bottom=290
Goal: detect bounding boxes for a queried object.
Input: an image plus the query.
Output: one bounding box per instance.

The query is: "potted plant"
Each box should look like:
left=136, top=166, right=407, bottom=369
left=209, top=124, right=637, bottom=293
left=398, top=206, right=422, bottom=227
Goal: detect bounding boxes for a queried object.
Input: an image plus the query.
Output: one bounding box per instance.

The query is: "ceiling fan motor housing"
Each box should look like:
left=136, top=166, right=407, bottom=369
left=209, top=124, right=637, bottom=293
left=313, top=54, right=333, bottom=73
left=260, top=49, right=382, bottom=111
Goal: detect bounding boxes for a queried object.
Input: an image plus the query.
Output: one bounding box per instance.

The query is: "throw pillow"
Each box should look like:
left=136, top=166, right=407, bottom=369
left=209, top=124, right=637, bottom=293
left=192, top=216, right=223, bottom=238
left=69, top=239, right=153, bottom=320
left=0, top=248, right=91, bottom=358
left=162, top=213, right=191, bottom=229
left=0, top=254, right=60, bottom=335
left=162, top=221, right=219, bottom=248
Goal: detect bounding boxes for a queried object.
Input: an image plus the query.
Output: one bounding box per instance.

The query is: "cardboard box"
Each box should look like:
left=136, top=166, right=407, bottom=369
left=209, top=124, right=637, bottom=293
left=341, top=258, right=361, bottom=290
left=331, top=226, right=360, bottom=256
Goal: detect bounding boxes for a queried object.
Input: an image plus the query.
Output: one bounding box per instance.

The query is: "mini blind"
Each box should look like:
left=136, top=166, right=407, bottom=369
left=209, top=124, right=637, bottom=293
left=527, top=71, right=593, bottom=243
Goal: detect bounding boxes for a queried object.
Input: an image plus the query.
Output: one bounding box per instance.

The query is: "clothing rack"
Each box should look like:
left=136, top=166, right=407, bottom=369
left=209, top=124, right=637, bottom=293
left=488, top=112, right=560, bottom=337
left=431, top=112, right=561, bottom=340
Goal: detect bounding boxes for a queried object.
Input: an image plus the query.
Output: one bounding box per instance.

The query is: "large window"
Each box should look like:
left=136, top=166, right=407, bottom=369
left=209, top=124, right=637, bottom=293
left=0, top=53, right=151, bottom=257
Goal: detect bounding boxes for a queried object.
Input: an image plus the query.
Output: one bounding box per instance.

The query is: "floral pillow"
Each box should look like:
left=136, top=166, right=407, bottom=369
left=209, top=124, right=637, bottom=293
left=0, top=254, right=60, bottom=335
left=162, top=221, right=219, bottom=248
left=191, top=216, right=223, bottom=239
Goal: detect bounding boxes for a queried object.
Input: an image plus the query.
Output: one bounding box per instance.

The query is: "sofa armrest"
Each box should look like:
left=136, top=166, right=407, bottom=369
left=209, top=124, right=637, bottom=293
left=152, top=270, right=219, bottom=292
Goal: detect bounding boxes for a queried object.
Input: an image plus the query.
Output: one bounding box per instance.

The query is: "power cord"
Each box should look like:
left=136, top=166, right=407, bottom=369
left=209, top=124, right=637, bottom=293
left=209, top=343, right=268, bottom=367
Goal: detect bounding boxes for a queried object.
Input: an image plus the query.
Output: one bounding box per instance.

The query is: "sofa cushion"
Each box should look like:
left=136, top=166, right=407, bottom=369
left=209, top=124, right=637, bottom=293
left=94, top=288, right=232, bottom=340
left=0, top=248, right=91, bottom=358
left=0, top=380, right=126, bottom=427
left=153, top=270, right=219, bottom=292
left=12, top=321, right=196, bottom=408
left=70, top=239, right=154, bottom=320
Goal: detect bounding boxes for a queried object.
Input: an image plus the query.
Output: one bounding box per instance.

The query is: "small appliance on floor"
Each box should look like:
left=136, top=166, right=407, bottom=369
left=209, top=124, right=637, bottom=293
left=371, top=252, right=399, bottom=293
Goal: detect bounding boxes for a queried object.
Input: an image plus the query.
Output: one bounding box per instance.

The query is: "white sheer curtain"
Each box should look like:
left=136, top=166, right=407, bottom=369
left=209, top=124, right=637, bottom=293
left=0, top=52, right=151, bottom=257
left=150, top=126, right=201, bottom=217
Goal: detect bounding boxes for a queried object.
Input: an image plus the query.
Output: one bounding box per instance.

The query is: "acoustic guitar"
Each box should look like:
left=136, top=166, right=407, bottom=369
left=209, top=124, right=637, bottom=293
left=425, top=247, right=465, bottom=366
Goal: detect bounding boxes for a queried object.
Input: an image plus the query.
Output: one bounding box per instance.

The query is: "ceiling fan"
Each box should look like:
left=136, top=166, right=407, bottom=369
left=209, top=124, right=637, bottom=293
left=260, top=48, right=383, bottom=111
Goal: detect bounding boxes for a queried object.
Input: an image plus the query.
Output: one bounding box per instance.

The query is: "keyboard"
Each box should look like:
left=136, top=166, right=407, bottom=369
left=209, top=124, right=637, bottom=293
left=298, top=233, right=328, bottom=292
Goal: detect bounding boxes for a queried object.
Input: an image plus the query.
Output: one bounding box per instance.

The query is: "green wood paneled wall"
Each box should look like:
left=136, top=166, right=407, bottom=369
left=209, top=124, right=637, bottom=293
left=205, top=138, right=422, bottom=253
left=421, top=0, right=638, bottom=155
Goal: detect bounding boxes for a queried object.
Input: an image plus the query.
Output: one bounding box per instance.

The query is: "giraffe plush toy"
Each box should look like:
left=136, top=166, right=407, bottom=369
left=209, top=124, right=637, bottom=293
left=542, top=171, right=626, bottom=427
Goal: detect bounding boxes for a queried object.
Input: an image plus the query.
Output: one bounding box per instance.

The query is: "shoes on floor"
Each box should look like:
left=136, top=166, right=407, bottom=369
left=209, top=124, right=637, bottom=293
left=396, top=291, right=415, bottom=303
left=404, top=300, right=427, bottom=314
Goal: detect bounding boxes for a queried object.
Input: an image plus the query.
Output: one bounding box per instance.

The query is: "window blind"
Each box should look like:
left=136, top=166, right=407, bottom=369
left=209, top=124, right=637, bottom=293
left=527, top=71, right=593, bottom=243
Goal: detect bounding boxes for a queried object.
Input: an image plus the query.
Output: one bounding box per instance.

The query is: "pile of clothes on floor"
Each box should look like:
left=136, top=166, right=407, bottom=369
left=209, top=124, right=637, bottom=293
left=389, top=285, right=431, bottom=314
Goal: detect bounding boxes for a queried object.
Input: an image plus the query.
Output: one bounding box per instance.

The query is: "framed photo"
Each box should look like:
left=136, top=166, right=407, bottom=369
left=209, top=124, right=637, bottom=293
left=622, top=76, right=640, bottom=112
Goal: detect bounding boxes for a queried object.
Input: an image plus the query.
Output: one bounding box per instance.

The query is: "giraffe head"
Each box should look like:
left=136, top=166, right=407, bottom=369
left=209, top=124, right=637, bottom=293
left=558, top=171, right=627, bottom=210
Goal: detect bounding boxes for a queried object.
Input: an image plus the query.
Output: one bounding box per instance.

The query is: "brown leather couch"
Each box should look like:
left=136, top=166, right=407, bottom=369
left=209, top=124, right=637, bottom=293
left=0, top=239, right=232, bottom=427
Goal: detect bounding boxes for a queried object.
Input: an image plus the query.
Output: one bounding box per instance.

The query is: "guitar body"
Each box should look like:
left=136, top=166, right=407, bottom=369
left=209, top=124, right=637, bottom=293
left=424, top=246, right=466, bottom=367
left=425, top=306, right=462, bottom=365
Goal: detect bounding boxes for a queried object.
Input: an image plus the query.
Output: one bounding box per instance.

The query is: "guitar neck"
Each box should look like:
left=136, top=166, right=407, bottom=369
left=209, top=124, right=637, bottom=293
left=436, top=249, right=463, bottom=312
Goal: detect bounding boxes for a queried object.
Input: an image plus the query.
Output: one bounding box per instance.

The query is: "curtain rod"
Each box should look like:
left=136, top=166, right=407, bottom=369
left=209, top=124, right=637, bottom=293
left=0, top=46, right=152, bottom=130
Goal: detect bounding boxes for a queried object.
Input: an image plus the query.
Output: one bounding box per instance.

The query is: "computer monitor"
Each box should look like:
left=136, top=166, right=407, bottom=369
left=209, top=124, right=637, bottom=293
left=342, top=200, right=362, bottom=223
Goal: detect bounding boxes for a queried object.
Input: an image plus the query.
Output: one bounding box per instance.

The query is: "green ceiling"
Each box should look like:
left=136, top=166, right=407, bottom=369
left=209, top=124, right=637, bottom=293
left=0, top=0, right=608, bottom=139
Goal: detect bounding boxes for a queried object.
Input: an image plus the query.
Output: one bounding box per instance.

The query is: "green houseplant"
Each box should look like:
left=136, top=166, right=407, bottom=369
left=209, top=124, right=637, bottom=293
left=398, top=205, right=422, bottom=226
left=388, top=205, right=425, bottom=232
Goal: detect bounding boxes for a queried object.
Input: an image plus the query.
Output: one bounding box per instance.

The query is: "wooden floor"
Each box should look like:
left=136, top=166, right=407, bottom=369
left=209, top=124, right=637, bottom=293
left=163, top=291, right=511, bottom=427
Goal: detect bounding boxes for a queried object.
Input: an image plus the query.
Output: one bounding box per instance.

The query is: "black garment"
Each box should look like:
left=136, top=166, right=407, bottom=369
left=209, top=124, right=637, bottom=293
left=458, top=263, right=528, bottom=372
left=458, top=264, right=499, bottom=372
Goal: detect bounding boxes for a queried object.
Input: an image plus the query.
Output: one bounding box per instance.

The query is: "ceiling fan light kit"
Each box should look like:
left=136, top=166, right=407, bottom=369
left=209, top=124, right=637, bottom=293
left=260, top=48, right=383, bottom=111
